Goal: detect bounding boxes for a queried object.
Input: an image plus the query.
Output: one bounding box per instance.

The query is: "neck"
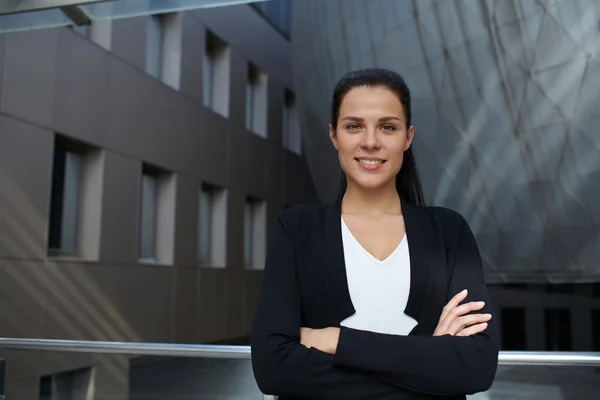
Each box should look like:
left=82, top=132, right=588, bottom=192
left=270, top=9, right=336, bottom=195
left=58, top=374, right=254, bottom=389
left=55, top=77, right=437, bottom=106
left=341, top=179, right=402, bottom=217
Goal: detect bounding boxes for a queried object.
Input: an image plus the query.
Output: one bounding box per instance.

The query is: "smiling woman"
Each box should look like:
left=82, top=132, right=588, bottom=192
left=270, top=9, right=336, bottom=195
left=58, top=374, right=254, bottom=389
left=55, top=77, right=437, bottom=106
left=251, top=68, right=499, bottom=399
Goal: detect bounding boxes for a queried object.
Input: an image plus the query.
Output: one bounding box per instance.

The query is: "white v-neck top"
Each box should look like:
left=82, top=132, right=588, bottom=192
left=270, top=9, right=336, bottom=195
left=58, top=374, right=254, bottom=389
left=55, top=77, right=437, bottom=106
left=339, top=217, right=418, bottom=336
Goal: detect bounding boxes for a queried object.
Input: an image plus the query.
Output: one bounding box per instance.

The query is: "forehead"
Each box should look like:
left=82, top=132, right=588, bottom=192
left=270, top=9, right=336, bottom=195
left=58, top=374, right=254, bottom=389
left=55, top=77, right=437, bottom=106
left=339, top=86, right=404, bottom=117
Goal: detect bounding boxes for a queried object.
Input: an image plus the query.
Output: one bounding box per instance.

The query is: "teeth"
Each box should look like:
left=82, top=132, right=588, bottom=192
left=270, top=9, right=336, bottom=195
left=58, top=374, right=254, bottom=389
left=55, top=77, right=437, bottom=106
left=359, top=159, right=383, bottom=165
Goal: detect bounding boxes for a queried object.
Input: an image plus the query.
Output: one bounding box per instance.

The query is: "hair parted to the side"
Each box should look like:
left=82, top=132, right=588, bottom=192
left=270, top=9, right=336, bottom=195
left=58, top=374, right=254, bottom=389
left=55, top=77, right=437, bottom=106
left=331, top=68, right=425, bottom=206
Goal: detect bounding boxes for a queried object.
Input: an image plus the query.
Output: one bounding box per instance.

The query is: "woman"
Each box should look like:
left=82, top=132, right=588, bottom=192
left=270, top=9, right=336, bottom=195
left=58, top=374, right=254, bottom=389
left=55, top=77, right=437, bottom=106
left=251, top=68, right=499, bottom=399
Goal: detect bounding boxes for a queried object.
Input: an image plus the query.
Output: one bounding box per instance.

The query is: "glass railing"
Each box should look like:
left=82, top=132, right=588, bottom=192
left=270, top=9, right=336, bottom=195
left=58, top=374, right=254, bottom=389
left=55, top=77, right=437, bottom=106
left=0, top=338, right=599, bottom=399
left=0, top=0, right=274, bottom=33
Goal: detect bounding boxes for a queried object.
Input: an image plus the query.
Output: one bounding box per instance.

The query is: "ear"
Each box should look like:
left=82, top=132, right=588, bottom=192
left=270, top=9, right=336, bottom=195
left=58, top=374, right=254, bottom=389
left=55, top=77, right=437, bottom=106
left=329, top=124, right=339, bottom=150
left=405, top=125, right=415, bottom=151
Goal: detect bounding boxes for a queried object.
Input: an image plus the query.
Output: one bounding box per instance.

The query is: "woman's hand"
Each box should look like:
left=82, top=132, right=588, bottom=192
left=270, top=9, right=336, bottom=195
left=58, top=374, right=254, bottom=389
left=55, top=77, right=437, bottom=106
left=433, top=289, right=492, bottom=337
left=300, top=327, right=340, bottom=354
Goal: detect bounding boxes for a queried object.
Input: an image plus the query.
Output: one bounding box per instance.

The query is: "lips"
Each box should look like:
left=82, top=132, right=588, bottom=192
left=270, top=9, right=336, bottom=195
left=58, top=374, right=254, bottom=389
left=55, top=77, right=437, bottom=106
left=356, top=158, right=386, bottom=165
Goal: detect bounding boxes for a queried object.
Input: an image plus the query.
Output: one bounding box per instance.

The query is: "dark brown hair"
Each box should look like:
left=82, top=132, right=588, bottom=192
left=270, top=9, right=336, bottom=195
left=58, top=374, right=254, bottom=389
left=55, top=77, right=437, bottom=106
left=331, top=68, right=425, bottom=206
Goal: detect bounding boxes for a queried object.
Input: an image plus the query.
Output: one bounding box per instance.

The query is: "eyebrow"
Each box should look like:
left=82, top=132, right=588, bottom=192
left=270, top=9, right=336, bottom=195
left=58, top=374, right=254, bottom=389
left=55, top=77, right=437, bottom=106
left=341, top=116, right=403, bottom=123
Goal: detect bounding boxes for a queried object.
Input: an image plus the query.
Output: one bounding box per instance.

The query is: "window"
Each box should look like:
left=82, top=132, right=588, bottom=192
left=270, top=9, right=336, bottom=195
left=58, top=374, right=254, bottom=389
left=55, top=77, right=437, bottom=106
left=546, top=283, right=575, bottom=294
left=139, top=164, right=176, bottom=265
left=90, top=19, right=112, bottom=50
left=146, top=14, right=164, bottom=79
left=283, top=89, right=301, bottom=154
left=145, top=13, right=181, bottom=88
left=39, top=367, right=94, bottom=400
left=243, top=201, right=254, bottom=267
left=545, top=309, right=572, bottom=350
left=204, top=30, right=230, bottom=117
left=246, top=63, right=268, bottom=137
left=501, top=308, right=526, bottom=350
left=70, top=21, right=113, bottom=50
left=48, top=136, right=103, bottom=260
left=593, top=283, right=600, bottom=298
left=593, top=310, right=600, bottom=351
left=49, top=145, right=81, bottom=252
left=139, top=171, right=158, bottom=261
left=244, top=197, right=267, bottom=269
left=198, top=183, right=227, bottom=267
left=198, top=187, right=212, bottom=263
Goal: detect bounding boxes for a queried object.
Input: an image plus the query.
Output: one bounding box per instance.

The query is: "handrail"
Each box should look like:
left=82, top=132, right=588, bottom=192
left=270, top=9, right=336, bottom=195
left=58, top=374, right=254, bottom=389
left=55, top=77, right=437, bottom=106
left=0, top=338, right=600, bottom=367
left=0, top=338, right=250, bottom=359
left=499, top=351, right=600, bottom=366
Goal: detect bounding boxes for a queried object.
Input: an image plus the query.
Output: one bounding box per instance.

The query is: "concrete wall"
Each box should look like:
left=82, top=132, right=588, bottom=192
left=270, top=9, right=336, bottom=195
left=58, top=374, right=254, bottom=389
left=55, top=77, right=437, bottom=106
left=0, top=4, right=317, bottom=398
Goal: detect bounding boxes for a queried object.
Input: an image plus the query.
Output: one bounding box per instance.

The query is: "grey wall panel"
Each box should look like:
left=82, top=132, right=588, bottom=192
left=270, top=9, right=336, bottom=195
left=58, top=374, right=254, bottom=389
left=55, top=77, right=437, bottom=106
left=138, top=79, right=180, bottom=170
left=222, top=270, right=244, bottom=339
left=245, top=133, right=269, bottom=199
left=39, top=261, right=174, bottom=343
left=284, top=152, right=319, bottom=206
left=0, top=30, right=58, bottom=127
left=174, top=95, right=204, bottom=175
left=227, top=50, right=248, bottom=129
left=53, top=29, right=110, bottom=146
left=99, top=151, right=141, bottom=265
left=105, top=58, right=150, bottom=159
left=242, top=271, right=262, bottom=333
left=173, top=267, right=199, bottom=343
left=0, top=260, right=46, bottom=339
left=0, top=35, right=4, bottom=96
left=179, top=13, right=205, bottom=103
left=197, top=111, right=230, bottom=187
left=196, top=268, right=227, bottom=342
left=173, top=175, right=199, bottom=267
left=0, top=115, right=53, bottom=261
left=111, top=16, right=146, bottom=71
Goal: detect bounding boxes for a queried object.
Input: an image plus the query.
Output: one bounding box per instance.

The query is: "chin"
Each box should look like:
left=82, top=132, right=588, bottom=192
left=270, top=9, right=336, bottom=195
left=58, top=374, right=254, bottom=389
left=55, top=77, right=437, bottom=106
left=349, top=175, right=391, bottom=191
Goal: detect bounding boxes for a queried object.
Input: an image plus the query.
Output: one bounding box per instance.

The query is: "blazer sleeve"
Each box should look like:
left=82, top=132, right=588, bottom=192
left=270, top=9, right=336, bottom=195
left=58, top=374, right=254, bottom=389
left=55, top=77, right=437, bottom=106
left=251, top=214, right=406, bottom=399
left=333, top=212, right=500, bottom=395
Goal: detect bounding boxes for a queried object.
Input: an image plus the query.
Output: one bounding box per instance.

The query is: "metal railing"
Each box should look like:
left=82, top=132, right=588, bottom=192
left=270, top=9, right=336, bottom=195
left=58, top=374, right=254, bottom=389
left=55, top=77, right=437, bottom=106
left=0, top=337, right=599, bottom=399
left=1, top=338, right=599, bottom=366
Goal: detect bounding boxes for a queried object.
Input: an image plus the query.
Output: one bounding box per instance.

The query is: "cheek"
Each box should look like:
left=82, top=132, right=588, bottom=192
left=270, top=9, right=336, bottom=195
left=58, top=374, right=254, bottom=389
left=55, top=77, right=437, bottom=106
left=337, top=138, right=359, bottom=155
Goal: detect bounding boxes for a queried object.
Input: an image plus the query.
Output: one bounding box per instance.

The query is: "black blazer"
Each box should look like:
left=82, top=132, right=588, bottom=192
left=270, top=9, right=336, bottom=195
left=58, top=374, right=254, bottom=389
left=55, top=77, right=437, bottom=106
left=251, top=197, right=499, bottom=400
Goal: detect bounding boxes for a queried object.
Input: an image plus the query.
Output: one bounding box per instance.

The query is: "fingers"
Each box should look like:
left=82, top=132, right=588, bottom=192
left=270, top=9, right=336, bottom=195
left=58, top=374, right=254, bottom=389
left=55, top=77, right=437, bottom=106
left=437, top=290, right=469, bottom=331
left=438, top=291, right=485, bottom=333
left=449, top=313, right=492, bottom=334
left=456, top=322, right=489, bottom=337
left=441, top=289, right=469, bottom=319
left=453, top=301, right=486, bottom=318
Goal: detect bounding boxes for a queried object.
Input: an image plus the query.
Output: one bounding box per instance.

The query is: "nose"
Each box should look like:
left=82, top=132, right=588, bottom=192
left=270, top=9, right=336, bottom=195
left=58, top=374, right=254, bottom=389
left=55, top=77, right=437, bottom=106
left=361, top=127, right=380, bottom=149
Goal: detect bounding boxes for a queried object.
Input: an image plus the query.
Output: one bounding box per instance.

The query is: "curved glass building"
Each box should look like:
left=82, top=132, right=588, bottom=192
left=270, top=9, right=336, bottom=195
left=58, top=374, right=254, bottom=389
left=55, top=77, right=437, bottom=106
left=292, top=0, right=600, bottom=281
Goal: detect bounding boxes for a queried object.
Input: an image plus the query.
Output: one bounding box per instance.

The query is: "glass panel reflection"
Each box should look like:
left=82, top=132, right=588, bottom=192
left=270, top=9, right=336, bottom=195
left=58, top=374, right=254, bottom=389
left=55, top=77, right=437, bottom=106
left=470, top=365, right=600, bottom=400
left=81, top=0, right=271, bottom=20
left=0, top=348, right=265, bottom=400
left=0, top=9, right=71, bottom=33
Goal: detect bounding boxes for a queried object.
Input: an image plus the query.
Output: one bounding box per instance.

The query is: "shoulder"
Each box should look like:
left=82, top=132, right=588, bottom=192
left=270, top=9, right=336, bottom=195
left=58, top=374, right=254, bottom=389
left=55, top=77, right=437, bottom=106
left=419, top=205, right=468, bottom=228
left=410, top=204, right=474, bottom=245
left=277, top=202, right=328, bottom=232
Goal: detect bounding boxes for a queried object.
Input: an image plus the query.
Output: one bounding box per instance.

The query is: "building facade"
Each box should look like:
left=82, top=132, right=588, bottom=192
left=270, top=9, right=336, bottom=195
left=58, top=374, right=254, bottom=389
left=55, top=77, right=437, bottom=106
left=0, top=2, right=316, bottom=397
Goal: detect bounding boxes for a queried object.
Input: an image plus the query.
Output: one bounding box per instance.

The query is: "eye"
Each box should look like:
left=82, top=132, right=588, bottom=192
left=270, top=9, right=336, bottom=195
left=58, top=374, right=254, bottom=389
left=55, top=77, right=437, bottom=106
left=346, top=123, right=362, bottom=131
left=381, top=124, right=397, bottom=132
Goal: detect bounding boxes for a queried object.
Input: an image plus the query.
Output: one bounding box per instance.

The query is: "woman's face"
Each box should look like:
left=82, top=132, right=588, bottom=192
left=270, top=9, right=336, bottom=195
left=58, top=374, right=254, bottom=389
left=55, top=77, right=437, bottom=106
left=329, top=86, right=414, bottom=191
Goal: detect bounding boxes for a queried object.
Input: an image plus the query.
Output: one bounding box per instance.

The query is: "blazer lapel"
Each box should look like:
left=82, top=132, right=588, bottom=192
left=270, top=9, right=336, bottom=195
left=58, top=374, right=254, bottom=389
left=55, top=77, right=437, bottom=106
left=324, top=197, right=355, bottom=323
left=402, top=197, right=432, bottom=330
left=323, top=196, right=433, bottom=328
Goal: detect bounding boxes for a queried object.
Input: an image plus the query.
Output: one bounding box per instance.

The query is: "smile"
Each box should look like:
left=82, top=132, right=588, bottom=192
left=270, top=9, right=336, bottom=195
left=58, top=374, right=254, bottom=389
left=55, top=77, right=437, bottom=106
left=357, top=159, right=385, bottom=165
